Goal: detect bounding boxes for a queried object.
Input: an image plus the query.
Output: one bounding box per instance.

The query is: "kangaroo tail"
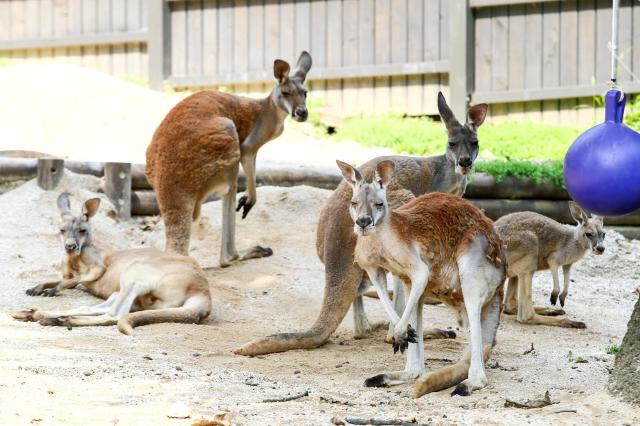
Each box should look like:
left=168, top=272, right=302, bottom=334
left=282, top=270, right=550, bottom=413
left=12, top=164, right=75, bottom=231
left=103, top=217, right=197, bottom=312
left=411, top=346, right=492, bottom=398
left=117, top=296, right=211, bottom=335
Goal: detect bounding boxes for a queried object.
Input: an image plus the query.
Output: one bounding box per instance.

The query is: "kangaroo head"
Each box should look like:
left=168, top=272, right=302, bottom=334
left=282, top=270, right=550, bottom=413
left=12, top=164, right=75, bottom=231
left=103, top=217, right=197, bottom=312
left=437, top=91, right=488, bottom=176
left=568, top=201, right=605, bottom=255
left=57, top=193, right=100, bottom=255
left=336, top=160, right=395, bottom=236
left=272, top=51, right=312, bottom=122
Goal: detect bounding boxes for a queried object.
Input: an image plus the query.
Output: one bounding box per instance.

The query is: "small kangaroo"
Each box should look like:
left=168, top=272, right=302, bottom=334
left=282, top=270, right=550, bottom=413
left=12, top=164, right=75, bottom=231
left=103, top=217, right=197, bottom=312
left=236, top=92, right=489, bottom=356
left=336, top=160, right=505, bottom=397
left=13, top=194, right=212, bottom=334
left=146, top=51, right=312, bottom=266
left=494, top=202, right=605, bottom=329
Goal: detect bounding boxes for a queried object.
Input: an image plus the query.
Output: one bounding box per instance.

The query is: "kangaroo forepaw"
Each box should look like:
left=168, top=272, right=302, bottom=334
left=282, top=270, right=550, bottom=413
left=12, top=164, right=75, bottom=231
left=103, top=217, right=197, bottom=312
left=391, top=324, right=417, bottom=354
left=559, top=293, right=567, bottom=308
left=451, top=383, right=472, bottom=397
left=12, top=309, right=36, bottom=321
left=236, top=195, right=254, bottom=219
left=550, top=292, right=558, bottom=306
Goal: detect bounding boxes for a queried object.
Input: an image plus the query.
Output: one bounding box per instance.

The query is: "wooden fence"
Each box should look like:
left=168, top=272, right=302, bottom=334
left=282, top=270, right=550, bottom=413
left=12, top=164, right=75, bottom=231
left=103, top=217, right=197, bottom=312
left=1, top=0, right=639, bottom=123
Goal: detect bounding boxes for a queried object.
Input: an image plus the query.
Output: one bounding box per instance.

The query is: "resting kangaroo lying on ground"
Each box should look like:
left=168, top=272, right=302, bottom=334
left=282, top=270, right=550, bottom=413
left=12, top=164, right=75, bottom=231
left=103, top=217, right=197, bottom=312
left=336, top=160, right=505, bottom=397
left=235, top=92, right=488, bottom=356
left=494, top=202, right=605, bottom=329
left=146, top=51, right=312, bottom=267
left=13, top=194, right=211, bottom=334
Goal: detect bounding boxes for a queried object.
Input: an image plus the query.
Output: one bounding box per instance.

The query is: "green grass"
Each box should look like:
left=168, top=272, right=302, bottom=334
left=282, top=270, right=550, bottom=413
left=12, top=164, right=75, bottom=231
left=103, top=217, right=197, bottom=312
left=607, top=344, right=621, bottom=356
left=475, top=160, right=565, bottom=187
left=0, top=57, right=13, bottom=68
left=330, top=113, right=582, bottom=161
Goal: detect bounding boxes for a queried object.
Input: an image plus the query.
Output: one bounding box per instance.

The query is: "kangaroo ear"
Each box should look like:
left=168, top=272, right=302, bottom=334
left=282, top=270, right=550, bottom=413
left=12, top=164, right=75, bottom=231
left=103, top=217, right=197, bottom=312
left=375, top=160, right=395, bottom=189
left=292, top=51, right=312, bottom=83
left=568, top=201, right=588, bottom=225
left=467, top=103, right=488, bottom=131
left=592, top=215, right=604, bottom=227
left=336, top=160, right=362, bottom=189
left=274, top=59, right=290, bottom=83
left=437, top=91, right=460, bottom=133
left=81, top=198, right=101, bottom=221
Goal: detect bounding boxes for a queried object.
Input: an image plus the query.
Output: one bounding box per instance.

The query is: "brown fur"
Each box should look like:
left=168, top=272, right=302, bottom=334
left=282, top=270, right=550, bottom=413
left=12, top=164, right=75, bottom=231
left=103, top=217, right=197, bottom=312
left=235, top=94, right=490, bottom=356
left=15, top=196, right=212, bottom=334
left=146, top=52, right=312, bottom=265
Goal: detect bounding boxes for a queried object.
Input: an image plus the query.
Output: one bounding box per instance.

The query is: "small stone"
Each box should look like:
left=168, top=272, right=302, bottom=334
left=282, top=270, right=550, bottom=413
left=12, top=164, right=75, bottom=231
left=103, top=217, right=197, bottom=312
left=293, top=370, right=300, bottom=375
left=143, top=355, right=152, bottom=360
left=175, top=366, right=183, bottom=371
left=166, top=401, right=191, bottom=419
left=83, top=371, right=92, bottom=377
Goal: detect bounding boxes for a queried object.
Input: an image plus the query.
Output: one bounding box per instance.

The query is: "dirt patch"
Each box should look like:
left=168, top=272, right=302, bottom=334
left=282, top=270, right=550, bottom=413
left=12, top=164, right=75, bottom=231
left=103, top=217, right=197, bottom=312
left=0, top=172, right=638, bottom=425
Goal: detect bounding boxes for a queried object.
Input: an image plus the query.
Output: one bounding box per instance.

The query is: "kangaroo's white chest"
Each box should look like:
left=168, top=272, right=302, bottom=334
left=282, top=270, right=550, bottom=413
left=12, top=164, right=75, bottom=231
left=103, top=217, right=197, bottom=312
left=355, top=232, right=422, bottom=280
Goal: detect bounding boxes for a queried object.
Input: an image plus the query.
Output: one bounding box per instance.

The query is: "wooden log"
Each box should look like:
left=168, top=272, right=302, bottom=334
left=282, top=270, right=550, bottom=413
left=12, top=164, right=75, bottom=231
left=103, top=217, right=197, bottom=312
left=104, top=162, right=132, bottom=220
left=131, top=190, right=219, bottom=216
left=470, top=199, right=640, bottom=226
left=131, top=163, right=150, bottom=190
left=0, top=157, right=37, bottom=180
left=36, top=158, right=64, bottom=190
left=467, top=173, right=569, bottom=200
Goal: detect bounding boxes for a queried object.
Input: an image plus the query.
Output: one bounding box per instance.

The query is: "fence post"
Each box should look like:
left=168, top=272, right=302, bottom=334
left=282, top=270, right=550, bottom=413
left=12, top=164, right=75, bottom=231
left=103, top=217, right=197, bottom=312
left=37, top=158, right=64, bottom=190
left=449, top=0, right=474, bottom=120
left=148, top=1, right=171, bottom=90
left=104, top=162, right=132, bottom=220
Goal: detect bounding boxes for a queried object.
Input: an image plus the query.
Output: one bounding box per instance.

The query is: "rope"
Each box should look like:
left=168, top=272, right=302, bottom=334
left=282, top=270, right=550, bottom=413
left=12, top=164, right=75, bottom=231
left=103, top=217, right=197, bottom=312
left=610, top=0, right=620, bottom=86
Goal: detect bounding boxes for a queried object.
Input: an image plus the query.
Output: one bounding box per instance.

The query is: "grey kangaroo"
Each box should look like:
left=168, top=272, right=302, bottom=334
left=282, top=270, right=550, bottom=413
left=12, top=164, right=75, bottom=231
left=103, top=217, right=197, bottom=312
left=495, top=202, right=605, bottom=329
left=236, top=92, right=489, bottom=356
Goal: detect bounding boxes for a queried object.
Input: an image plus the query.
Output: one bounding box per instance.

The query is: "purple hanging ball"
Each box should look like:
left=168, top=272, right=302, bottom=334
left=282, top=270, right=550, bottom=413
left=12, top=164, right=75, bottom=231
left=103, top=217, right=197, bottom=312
left=564, top=89, right=640, bottom=216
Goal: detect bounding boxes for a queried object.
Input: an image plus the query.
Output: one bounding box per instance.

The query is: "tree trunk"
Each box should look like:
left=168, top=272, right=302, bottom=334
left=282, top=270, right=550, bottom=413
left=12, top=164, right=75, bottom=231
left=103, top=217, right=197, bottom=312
left=609, top=294, right=640, bottom=405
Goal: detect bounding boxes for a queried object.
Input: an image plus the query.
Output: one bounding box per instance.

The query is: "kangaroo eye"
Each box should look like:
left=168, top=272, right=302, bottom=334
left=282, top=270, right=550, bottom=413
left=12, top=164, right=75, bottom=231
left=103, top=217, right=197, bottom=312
left=282, top=91, right=291, bottom=96
left=375, top=202, right=384, bottom=208
left=448, top=142, right=456, bottom=148
left=59, top=229, right=66, bottom=234
left=350, top=201, right=357, bottom=207
left=78, top=228, right=87, bottom=234
left=585, top=232, right=594, bottom=237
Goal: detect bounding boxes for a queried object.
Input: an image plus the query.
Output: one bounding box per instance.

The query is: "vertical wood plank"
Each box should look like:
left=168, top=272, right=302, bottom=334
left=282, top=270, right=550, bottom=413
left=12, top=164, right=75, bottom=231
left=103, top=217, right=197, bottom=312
left=342, top=0, right=359, bottom=115
left=374, top=0, right=391, bottom=114
left=202, top=0, right=218, bottom=76
left=9, top=0, right=27, bottom=63
left=0, top=1, right=10, bottom=43
left=508, top=4, right=525, bottom=91
left=24, top=0, right=40, bottom=63
left=542, top=99, right=560, bottom=124
left=279, top=0, right=294, bottom=62
left=126, top=0, right=143, bottom=78
left=406, top=0, right=424, bottom=115
left=82, top=0, right=98, bottom=69
left=559, top=98, right=578, bottom=125
left=358, top=0, right=375, bottom=115
left=310, top=0, right=327, bottom=103
left=595, top=0, right=612, bottom=83
left=542, top=1, right=560, bottom=88
left=578, top=0, right=596, bottom=86
left=67, top=0, right=83, bottom=66
left=264, top=0, right=279, bottom=68
left=491, top=6, right=508, bottom=91
left=439, top=0, right=449, bottom=60
left=560, top=0, right=578, bottom=87
left=40, top=0, right=54, bottom=63
left=217, top=0, right=233, bottom=79
left=633, top=1, right=640, bottom=78
left=326, top=0, right=343, bottom=114
left=294, top=0, right=311, bottom=54
left=617, top=0, right=633, bottom=83
left=171, top=0, right=187, bottom=77
left=96, top=0, right=112, bottom=72
left=524, top=3, right=542, bottom=90
left=112, top=0, right=127, bottom=76
left=390, top=0, right=408, bottom=113
left=424, top=0, right=442, bottom=115
left=524, top=100, right=543, bottom=122
left=187, top=0, right=204, bottom=77
left=474, top=7, right=492, bottom=92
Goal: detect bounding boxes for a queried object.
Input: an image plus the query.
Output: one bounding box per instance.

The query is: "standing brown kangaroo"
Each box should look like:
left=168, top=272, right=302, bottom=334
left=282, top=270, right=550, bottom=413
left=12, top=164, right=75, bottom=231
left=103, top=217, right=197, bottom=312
left=235, top=93, right=488, bottom=356
left=146, top=52, right=312, bottom=266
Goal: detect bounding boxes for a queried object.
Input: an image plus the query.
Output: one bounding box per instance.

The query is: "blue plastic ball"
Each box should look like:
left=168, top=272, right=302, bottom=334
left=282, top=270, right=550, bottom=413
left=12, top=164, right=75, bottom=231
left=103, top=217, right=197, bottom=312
left=564, top=89, right=640, bottom=216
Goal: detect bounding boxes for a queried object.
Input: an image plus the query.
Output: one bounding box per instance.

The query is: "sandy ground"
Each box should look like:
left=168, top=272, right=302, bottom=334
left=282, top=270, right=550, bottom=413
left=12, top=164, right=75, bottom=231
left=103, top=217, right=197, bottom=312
left=0, top=172, right=638, bottom=425
left=0, top=64, right=391, bottom=167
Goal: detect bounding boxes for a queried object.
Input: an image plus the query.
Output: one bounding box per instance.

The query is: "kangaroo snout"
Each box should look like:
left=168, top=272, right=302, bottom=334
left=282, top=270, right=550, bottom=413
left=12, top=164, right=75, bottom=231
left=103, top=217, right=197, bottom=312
left=294, top=107, right=308, bottom=121
left=356, top=216, right=373, bottom=229
left=64, top=241, right=78, bottom=252
left=458, top=157, right=472, bottom=168
left=595, top=245, right=605, bottom=254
